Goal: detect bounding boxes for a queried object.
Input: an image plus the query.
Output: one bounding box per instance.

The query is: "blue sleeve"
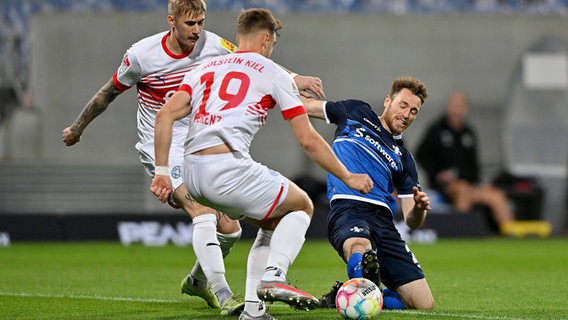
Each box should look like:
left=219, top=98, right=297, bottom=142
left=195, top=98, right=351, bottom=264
left=325, top=99, right=372, bottom=125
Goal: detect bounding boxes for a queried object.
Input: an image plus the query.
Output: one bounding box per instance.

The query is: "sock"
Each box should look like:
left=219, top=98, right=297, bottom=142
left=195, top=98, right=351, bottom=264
left=347, top=252, right=363, bottom=279
left=262, top=211, right=310, bottom=282
left=187, top=272, right=207, bottom=289
left=189, top=229, right=242, bottom=286
left=215, top=287, right=233, bottom=307
left=191, top=214, right=231, bottom=299
left=217, top=229, right=242, bottom=258
left=244, top=229, right=272, bottom=317
left=382, top=288, right=405, bottom=310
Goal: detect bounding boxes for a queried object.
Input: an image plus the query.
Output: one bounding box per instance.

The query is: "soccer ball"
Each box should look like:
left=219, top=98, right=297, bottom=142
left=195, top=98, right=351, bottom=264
left=336, top=278, right=383, bottom=319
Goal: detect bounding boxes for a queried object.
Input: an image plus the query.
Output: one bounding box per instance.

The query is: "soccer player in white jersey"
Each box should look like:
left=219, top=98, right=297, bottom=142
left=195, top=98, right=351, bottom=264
left=151, top=8, right=373, bottom=320
left=61, top=0, right=325, bottom=317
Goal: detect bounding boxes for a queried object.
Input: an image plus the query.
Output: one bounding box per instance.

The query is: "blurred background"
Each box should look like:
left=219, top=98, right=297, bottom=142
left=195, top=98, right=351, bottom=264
left=1, top=0, right=567, bottom=242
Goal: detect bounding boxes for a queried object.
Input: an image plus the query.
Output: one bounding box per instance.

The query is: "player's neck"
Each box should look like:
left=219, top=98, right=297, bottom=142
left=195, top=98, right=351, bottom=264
left=166, top=32, right=193, bottom=55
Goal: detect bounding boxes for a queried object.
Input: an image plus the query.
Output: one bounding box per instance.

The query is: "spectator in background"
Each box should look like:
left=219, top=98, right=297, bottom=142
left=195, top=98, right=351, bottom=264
left=415, top=91, right=520, bottom=235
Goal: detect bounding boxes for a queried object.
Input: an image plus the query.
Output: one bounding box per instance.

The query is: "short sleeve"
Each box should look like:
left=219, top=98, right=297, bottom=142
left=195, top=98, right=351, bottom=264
left=272, top=69, right=306, bottom=120
left=112, top=48, right=141, bottom=90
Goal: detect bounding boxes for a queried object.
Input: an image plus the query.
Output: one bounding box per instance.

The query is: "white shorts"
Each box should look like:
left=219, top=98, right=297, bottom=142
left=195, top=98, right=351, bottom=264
left=138, top=142, right=185, bottom=191
left=183, top=152, right=289, bottom=220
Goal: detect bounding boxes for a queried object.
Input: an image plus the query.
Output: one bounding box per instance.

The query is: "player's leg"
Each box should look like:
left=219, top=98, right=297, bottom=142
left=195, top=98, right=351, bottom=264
left=214, top=211, right=244, bottom=314
left=330, top=200, right=378, bottom=284
left=253, top=180, right=320, bottom=310
left=374, top=207, right=434, bottom=310
left=396, top=278, right=435, bottom=309
left=319, top=200, right=377, bottom=308
left=241, top=228, right=272, bottom=319
left=317, top=238, right=376, bottom=309
left=260, top=180, right=313, bottom=281
left=184, top=154, right=318, bottom=314
left=143, top=149, right=242, bottom=311
left=342, top=237, right=377, bottom=281
left=174, top=186, right=243, bottom=315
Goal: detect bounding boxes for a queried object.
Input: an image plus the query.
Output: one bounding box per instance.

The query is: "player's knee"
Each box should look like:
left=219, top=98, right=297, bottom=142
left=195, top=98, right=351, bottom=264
left=399, top=280, right=435, bottom=310
left=303, top=200, right=315, bottom=217
left=413, top=296, right=435, bottom=310
left=291, top=194, right=315, bottom=217
left=287, top=182, right=315, bottom=214
left=343, top=237, right=371, bottom=258
left=216, top=213, right=241, bottom=234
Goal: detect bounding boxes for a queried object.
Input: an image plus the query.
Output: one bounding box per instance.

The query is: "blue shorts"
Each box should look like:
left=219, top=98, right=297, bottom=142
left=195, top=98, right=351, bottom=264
left=327, top=199, right=425, bottom=289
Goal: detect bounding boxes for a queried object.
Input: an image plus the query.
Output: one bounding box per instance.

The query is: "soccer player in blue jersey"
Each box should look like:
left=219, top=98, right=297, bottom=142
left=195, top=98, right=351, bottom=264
left=301, top=76, right=435, bottom=310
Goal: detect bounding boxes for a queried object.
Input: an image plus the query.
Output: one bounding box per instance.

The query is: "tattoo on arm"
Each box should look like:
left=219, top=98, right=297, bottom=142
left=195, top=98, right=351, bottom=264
left=185, top=193, right=196, bottom=204
left=71, top=79, right=124, bottom=133
left=215, top=210, right=231, bottom=227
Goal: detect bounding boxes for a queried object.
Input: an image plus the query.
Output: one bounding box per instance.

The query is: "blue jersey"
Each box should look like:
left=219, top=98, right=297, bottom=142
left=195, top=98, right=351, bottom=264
left=324, top=99, right=421, bottom=216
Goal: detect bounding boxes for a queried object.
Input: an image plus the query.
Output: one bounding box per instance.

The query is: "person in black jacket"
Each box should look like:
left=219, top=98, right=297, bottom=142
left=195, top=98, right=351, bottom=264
left=415, top=91, right=518, bottom=235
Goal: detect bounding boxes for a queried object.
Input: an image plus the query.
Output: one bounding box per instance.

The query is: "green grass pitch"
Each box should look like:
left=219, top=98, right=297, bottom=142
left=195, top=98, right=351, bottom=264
left=1, top=238, right=567, bottom=319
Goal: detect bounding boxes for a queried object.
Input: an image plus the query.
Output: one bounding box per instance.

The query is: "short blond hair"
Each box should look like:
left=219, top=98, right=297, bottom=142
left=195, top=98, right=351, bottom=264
left=168, top=0, right=206, bottom=18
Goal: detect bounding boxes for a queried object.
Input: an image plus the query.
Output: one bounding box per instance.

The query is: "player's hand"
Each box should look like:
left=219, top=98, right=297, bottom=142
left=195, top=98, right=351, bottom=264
left=62, top=127, right=81, bottom=146
left=345, top=173, right=373, bottom=194
left=293, top=75, right=325, bottom=100
left=413, top=186, right=432, bottom=211
left=150, top=175, right=173, bottom=203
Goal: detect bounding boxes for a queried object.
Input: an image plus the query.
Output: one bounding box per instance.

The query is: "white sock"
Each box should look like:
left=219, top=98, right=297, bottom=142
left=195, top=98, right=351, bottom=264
left=217, top=229, right=242, bottom=258
left=191, top=214, right=231, bottom=300
left=262, top=211, right=310, bottom=282
left=189, top=228, right=241, bottom=286
left=244, top=229, right=272, bottom=317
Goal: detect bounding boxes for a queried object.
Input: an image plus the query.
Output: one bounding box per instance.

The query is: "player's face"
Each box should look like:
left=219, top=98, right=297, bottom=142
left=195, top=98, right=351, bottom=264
left=381, top=88, right=422, bottom=134
left=170, top=11, right=205, bottom=50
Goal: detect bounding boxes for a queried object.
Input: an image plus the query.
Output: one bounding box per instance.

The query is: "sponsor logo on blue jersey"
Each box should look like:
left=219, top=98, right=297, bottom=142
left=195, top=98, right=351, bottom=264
left=348, top=122, right=400, bottom=172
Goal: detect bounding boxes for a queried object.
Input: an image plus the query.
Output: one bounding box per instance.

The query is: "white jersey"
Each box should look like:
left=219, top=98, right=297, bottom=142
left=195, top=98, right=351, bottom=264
left=178, top=51, right=305, bottom=156
left=112, top=30, right=236, bottom=161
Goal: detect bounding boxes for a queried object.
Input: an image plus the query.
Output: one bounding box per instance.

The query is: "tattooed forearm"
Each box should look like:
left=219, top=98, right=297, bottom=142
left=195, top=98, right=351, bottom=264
left=70, top=79, right=124, bottom=133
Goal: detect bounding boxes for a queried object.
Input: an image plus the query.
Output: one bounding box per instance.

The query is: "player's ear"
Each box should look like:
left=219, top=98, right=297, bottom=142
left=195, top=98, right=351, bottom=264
left=383, top=95, right=392, bottom=108
left=167, top=15, right=175, bottom=28
left=262, top=31, right=272, bottom=43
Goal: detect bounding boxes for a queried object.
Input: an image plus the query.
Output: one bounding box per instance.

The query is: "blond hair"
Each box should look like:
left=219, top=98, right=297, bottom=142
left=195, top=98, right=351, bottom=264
left=168, top=0, right=206, bottom=18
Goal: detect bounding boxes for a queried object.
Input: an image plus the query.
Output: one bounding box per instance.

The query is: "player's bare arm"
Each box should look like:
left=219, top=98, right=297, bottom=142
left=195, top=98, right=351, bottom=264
left=299, top=96, right=325, bottom=119
left=62, top=79, right=123, bottom=146
left=288, top=114, right=373, bottom=194
left=150, top=90, right=192, bottom=203
left=400, top=186, right=431, bottom=229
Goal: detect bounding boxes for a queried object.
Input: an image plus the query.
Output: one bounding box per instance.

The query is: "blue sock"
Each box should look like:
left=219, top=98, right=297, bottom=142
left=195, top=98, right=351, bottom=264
left=347, top=253, right=363, bottom=279
left=382, top=288, right=405, bottom=310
